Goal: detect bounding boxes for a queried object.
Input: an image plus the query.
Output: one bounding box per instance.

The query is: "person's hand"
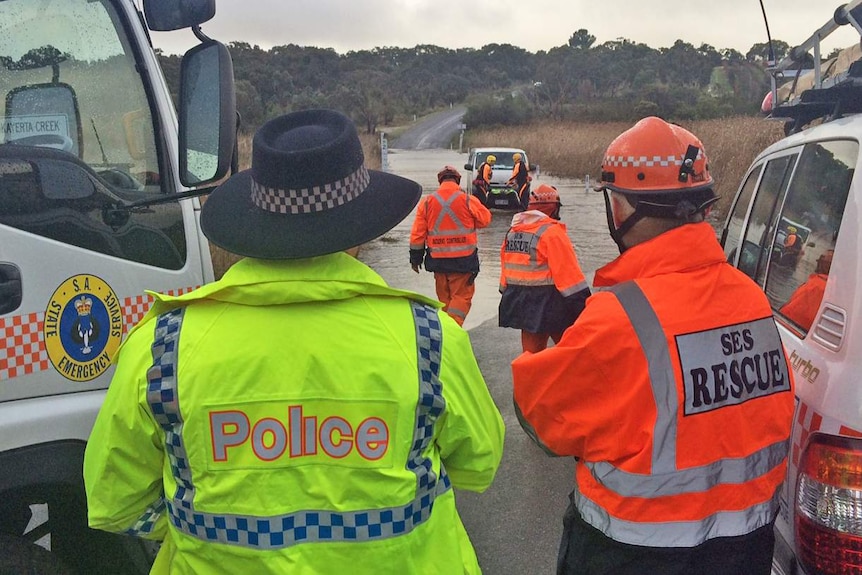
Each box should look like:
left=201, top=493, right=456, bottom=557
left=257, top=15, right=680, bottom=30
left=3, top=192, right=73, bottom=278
left=411, top=263, right=421, bottom=273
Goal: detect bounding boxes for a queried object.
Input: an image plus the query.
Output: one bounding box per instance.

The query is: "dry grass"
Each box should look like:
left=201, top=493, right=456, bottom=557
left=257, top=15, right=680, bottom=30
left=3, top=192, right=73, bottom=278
left=210, top=118, right=784, bottom=278
left=466, top=116, right=786, bottom=215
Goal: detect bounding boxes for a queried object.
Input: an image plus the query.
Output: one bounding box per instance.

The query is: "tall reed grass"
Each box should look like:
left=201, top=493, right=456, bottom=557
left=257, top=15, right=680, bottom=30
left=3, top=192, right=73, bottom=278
left=466, top=116, right=786, bottom=214
left=211, top=119, right=783, bottom=277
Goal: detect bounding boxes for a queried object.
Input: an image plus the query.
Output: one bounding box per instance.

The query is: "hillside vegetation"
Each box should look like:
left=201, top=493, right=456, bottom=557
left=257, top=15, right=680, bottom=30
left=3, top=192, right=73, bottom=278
left=157, top=31, right=809, bottom=135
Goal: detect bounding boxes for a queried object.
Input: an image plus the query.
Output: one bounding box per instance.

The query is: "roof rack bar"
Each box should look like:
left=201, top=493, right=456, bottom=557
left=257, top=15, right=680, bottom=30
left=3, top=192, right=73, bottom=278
left=769, top=1, right=862, bottom=110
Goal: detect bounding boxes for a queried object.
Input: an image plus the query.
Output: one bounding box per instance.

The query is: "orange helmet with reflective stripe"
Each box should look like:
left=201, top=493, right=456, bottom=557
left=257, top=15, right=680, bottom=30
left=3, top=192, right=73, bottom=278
left=529, top=184, right=560, bottom=206
left=600, top=116, right=713, bottom=196
left=437, top=165, right=462, bottom=184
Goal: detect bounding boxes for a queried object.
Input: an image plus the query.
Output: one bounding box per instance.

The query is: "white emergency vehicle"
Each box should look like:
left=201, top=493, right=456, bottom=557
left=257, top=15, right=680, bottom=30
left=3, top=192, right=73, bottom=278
left=0, top=0, right=236, bottom=572
left=720, top=2, right=862, bottom=573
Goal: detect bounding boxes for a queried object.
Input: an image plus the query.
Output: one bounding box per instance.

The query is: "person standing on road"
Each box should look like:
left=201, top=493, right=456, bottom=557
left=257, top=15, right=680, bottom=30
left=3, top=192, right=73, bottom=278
left=499, top=184, right=590, bottom=352
left=83, top=109, right=505, bottom=575
left=472, top=154, right=496, bottom=205
left=512, top=116, right=794, bottom=575
left=507, top=152, right=531, bottom=210
left=410, top=165, right=492, bottom=326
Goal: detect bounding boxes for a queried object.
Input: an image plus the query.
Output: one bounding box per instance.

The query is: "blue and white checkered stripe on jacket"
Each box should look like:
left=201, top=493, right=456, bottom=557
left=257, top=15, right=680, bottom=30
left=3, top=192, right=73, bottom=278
left=126, top=302, right=451, bottom=548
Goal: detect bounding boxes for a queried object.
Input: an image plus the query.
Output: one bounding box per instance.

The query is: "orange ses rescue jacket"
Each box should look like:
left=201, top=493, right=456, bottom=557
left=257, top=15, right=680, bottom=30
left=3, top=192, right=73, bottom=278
left=499, top=215, right=587, bottom=295
left=512, top=223, right=794, bottom=548
left=410, top=181, right=492, bottom=260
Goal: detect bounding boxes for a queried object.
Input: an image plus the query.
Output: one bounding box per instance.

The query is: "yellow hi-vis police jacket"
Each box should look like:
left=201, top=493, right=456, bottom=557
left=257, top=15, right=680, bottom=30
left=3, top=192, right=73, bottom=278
left=84, top=253, right=505, bottom=575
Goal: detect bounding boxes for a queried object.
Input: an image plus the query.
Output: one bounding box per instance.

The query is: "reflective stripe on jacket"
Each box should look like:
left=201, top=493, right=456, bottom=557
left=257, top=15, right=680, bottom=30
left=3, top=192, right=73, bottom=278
left=84, top=254, right=505, bottom=574
left=499, top=211, right=587, bottom=295
left=512, top=223, right=794, bottom=548
left=410, top=181, right=491, bottom=259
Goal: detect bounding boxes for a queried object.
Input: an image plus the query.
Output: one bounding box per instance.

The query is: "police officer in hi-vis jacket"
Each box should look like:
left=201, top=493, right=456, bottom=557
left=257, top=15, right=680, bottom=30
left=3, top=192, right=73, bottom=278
left=84, top=109, right=505, bottom=575
left=512, top=117, right=794, bottom=575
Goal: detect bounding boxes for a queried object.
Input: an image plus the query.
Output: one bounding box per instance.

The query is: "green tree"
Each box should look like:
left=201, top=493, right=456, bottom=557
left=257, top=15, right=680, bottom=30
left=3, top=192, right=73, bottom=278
left=568, top=29, right=596, bottom=50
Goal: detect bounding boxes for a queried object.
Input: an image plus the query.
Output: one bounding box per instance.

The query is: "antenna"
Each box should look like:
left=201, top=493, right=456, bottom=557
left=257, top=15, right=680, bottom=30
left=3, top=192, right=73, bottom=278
left=758, top=0, right=779, bottom=109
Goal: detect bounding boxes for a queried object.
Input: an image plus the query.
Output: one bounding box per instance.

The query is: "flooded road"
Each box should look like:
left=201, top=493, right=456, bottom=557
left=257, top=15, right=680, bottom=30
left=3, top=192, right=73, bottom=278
left=357, top=148, right=621, bottom=574
left=359, top=148, right=621, bottom=331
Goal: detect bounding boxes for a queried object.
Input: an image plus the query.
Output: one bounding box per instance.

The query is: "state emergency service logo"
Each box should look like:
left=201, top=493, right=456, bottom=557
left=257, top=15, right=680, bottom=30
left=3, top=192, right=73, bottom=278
left=44, top=274, right=124, bottom=382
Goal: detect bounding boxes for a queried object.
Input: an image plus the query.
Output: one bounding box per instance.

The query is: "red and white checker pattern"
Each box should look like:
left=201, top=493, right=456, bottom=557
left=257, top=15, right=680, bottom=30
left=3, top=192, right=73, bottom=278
left=0, top=312, right=50, bottom=381
left=1, top=286, right=200, bottom=381
left=792, top=401, right=862, bottom=467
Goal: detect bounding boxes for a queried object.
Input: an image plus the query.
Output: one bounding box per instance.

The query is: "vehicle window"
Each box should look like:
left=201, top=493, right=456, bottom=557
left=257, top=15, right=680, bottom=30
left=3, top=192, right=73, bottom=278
left=736, top=154, right=797, bottom=284
left=723, top=164, right=763, bottom=268
left=0, top=0, right=187, bottom=269
left=769, top=140, right=856, bottom=334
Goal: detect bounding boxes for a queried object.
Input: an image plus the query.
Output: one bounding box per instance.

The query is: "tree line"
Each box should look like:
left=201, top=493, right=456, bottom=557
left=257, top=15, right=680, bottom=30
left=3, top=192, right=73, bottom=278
left=155, top=30, right=821, bottom=134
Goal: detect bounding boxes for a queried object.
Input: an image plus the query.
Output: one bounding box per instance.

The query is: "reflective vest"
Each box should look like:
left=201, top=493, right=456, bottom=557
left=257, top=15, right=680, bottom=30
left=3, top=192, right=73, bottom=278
left=500, top=212, right=587, bottom=296
left=84, top=254, right=505, bottom=574
left=409, top=181, right=491, bottom=259
left=512, top=223, right=794, bottom=548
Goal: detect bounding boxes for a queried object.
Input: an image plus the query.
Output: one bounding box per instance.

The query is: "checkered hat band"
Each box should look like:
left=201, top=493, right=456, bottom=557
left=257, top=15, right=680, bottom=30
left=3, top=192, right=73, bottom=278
left=603, top=150, right=704, bottom=168
left=251, top=166, right=370, bottom=215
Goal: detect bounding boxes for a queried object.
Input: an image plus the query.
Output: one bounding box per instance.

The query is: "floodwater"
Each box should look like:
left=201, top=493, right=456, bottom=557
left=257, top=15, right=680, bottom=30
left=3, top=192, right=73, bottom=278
left=359, top=148, right=621, bottom=330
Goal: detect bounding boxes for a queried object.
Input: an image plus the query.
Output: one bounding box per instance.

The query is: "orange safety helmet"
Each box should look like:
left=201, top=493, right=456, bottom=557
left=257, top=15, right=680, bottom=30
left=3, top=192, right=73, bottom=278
left=529, top=184, right=561, bottom=206
left=599, top=116, right=714, bottom=197
left=598, top=117, right=717, bottom=253
left=437, top=165, right=462, bottom=184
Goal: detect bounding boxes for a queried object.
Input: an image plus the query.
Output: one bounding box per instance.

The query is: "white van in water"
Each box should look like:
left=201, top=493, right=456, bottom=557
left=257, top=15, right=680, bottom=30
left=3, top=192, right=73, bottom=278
left=0, top=0, right=235, bottom=572
left=720, top=3, right=862, bottom=574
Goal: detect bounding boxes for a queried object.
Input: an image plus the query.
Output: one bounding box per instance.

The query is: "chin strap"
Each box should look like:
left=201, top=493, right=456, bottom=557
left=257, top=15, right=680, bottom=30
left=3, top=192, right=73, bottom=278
left=602, top=189, right=644, bottom=254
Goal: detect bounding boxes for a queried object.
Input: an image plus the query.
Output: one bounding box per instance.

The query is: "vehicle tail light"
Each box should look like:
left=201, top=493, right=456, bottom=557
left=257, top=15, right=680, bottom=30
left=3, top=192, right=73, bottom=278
left=796, top=433, right=862, bottom=574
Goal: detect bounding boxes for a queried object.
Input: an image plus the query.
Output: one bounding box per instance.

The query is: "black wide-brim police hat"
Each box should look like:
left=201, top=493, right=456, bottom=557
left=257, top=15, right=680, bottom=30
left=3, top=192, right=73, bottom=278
left=202, top=109, right=421, bottom=259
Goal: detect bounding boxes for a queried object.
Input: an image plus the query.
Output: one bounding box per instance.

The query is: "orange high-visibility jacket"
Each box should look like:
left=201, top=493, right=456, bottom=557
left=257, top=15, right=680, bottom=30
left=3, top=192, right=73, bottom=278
left=513, top=223, right=794, bottom=548
left=779, top=272, right=828, bottom=331
left=410, top=181, right=491, bottom=260
left=499, top=212, right=587, bottom=295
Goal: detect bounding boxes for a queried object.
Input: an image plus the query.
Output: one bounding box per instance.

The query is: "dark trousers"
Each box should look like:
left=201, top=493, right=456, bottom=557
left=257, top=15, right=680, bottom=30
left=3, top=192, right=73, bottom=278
left=557, top=496, right=776, bottom=575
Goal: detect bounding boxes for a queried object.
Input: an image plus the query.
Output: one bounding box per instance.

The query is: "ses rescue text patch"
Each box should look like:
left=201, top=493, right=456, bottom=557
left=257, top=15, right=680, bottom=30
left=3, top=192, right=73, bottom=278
left=677, top=317, right=790, bottom=415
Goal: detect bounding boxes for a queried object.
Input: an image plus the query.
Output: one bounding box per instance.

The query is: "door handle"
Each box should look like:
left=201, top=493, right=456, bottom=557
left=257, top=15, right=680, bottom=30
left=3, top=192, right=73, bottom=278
left=0, top=263, right=22, bottom=315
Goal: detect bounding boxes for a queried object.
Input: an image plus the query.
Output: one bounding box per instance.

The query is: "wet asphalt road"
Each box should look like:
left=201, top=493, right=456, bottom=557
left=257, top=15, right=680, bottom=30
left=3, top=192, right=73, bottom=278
left=358, top=144, right=620, bottom=574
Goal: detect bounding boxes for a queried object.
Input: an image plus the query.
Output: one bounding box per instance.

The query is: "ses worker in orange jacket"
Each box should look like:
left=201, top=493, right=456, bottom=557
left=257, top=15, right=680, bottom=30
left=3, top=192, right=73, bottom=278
left=499, top=184, right=590, bottom=352
left=512, top=117, right=794, bottom=575
left=780, top=248, right=833, bottom=331
left=410, top=166, right=492, bottom=326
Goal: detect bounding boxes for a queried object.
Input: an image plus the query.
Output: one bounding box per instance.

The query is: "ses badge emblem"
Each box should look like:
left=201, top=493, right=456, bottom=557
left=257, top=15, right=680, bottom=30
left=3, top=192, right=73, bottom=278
left=44, top=275, right=124, bottom=382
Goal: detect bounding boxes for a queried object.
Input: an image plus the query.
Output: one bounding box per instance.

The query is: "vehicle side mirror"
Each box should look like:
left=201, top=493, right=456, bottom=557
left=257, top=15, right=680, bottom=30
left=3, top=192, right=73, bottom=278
left=178, top=40, right=236, bottom=187
left=464, top=163, right=472, bottom=170
left=529, top=163, right=539, bottom=172
left=143, top=0, right=215, bottom=32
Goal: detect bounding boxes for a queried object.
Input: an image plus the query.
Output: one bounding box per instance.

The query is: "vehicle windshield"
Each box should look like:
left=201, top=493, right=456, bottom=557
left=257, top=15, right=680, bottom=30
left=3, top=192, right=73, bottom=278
left=0, top=0, right=163, bottom=196
left=476, top=151, right=525, bottom=170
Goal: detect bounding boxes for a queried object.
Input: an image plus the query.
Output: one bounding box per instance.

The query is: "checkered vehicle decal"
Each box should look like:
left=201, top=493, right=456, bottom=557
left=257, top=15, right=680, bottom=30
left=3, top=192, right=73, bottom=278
left=0, top=287, right=197, bottom=382
left=792, top=400, right=862, bottom=467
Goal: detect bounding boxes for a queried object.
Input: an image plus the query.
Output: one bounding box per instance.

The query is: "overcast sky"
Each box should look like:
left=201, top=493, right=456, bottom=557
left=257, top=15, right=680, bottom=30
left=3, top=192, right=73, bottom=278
left=150, top=0, right=861, bottom=57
